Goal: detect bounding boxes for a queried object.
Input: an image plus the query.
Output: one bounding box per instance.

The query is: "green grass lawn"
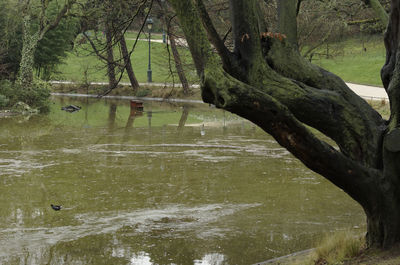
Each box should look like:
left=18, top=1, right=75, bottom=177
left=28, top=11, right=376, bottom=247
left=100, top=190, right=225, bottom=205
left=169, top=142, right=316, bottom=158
left=125, top=30, right=164, bottom=40
left=53, top=34, right=197, bottom=84
left=311, top=36, right=386, bottom=87
left=55, top=33, right=386, bottom=87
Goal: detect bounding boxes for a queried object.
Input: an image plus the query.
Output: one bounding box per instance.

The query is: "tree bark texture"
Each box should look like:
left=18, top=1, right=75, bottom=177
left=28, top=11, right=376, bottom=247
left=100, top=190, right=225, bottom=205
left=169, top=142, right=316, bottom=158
left=159, top=1, right=190, bottom=95
left=105, top=22, right=117, bottom=90
left=119, top=33, right=140, bottom=91
left=169, top=32, right=190, bottom=95
left=169, top=0, right=400, bottom=248
left=277, top=0, right=298, bottom=46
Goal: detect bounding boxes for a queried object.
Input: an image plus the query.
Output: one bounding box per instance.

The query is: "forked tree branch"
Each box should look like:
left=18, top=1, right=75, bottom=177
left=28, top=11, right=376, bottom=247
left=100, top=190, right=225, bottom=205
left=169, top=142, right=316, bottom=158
left=195, top=0, right=238, bottom=73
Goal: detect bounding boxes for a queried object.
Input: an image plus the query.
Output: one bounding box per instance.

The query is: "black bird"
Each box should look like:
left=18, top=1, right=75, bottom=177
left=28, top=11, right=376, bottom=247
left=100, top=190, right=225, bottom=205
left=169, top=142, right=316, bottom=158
left=51, top=204, right=62, bottom=211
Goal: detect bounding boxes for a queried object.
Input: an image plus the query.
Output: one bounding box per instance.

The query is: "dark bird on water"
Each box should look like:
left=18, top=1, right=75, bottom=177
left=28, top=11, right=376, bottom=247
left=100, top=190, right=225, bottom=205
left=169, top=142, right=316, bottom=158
left=51, top=204, right=62, bottom=211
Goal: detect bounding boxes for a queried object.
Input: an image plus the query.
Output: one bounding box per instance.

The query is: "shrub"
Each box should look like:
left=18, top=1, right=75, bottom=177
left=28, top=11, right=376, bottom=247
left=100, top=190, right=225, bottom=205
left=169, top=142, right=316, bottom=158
left=0, top=79, right=51, bottom=112
left=313, top=230, right=364, bottom=264
left=136, top=88, right=152, bottom=97
left=0, top=94, right=9, bottom=108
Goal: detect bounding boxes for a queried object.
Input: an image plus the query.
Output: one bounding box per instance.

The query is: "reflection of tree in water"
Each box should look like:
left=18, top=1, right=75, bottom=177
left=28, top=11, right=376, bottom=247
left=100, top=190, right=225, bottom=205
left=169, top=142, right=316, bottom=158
left=6, top=230, right=217, bottom=265
left=83, top=97, right=90, bottom=129
left=107, top=103, right=117, bottom=131
left=122, top=103, right=144, bottom=143
left=106, top=103, right=118, bottom=166
left=147, top=102, right=153, bottom=145
left=3, top=219, right=289, bottom=265
left=177, top=105, right=190, bottom=136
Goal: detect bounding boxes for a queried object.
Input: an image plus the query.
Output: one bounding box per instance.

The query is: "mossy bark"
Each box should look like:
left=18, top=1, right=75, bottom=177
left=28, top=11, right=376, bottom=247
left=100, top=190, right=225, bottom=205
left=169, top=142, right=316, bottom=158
left=364, top=0, right=389, bottom=27
left=277, top=0, right=298, bottom=46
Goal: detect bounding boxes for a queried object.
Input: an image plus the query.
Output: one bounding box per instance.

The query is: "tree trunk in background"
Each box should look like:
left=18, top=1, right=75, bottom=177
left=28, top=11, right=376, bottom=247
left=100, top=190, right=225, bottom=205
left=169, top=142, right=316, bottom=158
left=18, top=0, right=75, bottom=88
left=105, top=23, right=117, bottom=90
left=277, top=0, right=298, bottom=46
left=169, top=0, right=400, bottom=248
left=119, top=32, right=139, bottom=91
left=19, top=15, right=38, bottom=87
left=169, top=32, right=190, bottom=95
left=159, top=0, right=190, bottom=95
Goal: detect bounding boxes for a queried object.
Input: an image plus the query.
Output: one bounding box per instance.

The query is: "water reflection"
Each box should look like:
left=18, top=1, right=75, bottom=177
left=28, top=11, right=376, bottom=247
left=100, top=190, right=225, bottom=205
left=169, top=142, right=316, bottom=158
left=194, top=253, right=225, bottom=265
left=129, top=252, right=152, bottom=265
left=0, top=97, right=365, bottom=264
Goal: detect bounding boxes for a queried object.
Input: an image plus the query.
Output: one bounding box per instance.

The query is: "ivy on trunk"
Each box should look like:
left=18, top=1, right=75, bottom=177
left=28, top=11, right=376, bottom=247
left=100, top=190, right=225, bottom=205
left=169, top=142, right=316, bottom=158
left=169, top=0, right=400, bottom=248
left=19, top=0, right=76, bottom=88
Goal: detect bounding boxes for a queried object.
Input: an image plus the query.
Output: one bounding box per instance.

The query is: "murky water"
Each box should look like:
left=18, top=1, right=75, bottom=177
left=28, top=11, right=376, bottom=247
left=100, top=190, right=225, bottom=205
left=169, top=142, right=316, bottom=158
left=0, top=97, right=365, bottom=265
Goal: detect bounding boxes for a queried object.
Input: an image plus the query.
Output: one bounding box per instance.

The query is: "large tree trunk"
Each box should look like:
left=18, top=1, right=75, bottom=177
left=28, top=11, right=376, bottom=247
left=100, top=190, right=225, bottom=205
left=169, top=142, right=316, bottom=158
left=277, top=0, right=298, bottom=46
left=119, top=32, right=139, bottom=91
left=169, top=0, right=400, bottom=248
left=375, top=0, right=400, bottom=248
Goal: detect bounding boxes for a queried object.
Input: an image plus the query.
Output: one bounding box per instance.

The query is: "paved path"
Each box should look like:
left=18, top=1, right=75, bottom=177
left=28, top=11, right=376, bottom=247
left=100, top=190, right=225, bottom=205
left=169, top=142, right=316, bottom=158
left=128, top=38, right=188, bottom=47
left=346, top=82, right=388, bottom=100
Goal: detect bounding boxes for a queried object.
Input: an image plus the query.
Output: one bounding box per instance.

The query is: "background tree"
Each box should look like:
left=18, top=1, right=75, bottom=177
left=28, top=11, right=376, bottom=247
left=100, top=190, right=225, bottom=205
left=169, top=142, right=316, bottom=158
left=80, top=0, right=144, bottom=93
left=157, top=0, right=191, bottom=95
left=169, top=0, right=400, bottom=248
left=0, top=0, right=22, bottom=80
left=18, top=0, right=77, bottom=87
left=34, top=5, right=79, bottom=80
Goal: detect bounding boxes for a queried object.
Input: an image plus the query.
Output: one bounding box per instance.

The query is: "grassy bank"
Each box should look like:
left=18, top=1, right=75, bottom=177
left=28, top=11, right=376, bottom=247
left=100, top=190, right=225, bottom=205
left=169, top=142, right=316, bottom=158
left=55, top=34, right=386, bottom=90
left=53, top=34, right=197, bottom=85
left=268, top=229, right=400, bottom=265
left=311, top=36, right=385, bottom=87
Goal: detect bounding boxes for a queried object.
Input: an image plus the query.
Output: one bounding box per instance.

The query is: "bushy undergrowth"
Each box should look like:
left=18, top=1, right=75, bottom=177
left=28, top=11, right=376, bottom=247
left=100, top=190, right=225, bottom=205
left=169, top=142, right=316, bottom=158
left=313, top=230, right=364, bottom=264
left=0, top=79, right=51, bottom=112
left=291, top=230, right=364, bottom=265
left=0, top=94, right=9, bottom=108
left=135, top=88, right=152, bottom=97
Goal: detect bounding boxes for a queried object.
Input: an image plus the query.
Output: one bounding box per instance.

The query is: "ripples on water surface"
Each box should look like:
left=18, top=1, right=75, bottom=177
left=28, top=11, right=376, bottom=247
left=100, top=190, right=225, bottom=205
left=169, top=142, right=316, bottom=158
left=0, top=97, right=365, bottom=264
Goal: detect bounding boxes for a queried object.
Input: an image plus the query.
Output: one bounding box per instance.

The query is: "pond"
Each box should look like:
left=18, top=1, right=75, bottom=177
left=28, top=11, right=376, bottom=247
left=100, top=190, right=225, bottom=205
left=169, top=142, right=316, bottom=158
left=0, top=96, right=365, bottom=265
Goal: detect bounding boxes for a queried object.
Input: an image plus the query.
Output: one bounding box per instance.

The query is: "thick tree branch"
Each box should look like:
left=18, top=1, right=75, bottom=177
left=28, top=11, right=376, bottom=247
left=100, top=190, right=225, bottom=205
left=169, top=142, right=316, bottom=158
left=264, top=39, right=385, bottom=166
left=171, top=0, right=385, bottom=168
left=39, top=0, right=76, bottom=41
left=171, top=0, right=400, bottom=249
left=362, top=0, right=389, bottom=27
left=169, top=0, right=217, bottom=74
left=201, top=67, right=381, bottom=212
left=195, top=0, right=240, bottom=75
